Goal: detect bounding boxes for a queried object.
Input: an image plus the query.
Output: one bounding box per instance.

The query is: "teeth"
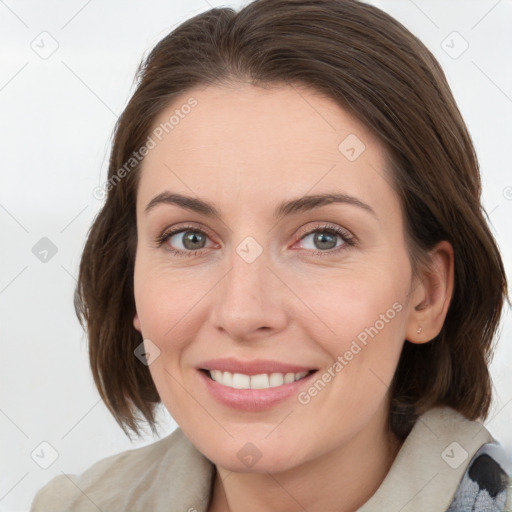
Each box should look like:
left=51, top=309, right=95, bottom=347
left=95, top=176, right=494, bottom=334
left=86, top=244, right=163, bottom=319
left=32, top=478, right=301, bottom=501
left=222, top=371, right=233, bottom=387
left=269, top=373, right=284, bottom=387
left=284, top=372, right=296, bottom=384
left=232, top=373, right=250, bottom=389
left=250, top=373, right=269, bottom=389
left=208, top=370, right=310, bottom=389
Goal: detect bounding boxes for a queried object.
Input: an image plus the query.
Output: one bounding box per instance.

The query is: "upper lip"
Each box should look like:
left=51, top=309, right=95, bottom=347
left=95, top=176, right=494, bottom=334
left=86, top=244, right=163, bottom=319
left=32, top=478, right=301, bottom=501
left=198, top=357, right=317, bottom=376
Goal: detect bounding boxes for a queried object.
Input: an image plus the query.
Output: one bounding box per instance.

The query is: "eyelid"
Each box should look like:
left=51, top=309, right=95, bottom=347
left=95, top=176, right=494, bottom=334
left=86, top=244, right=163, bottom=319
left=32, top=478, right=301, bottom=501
left=158, top=222, right=215, bottom=241
left=295, top=222, right=354, bottom=243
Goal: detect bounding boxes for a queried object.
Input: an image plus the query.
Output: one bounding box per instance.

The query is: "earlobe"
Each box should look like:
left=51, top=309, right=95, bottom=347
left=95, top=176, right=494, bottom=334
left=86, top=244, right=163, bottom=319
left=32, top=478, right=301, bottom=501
left=133, top=312, right=142, bottom=333
left=406, top=241, right=454, bottom=344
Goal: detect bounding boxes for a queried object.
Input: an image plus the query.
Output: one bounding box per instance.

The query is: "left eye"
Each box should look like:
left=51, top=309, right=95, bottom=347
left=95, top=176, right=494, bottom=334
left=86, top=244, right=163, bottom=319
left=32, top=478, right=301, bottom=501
left=296, top=227, right=347, bottom=252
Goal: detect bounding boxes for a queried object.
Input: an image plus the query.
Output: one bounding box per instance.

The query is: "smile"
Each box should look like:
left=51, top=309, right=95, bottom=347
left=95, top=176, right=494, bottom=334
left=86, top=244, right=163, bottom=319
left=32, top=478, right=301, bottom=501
left=196, top=357, right=319, bottom=411
left=206, top=370, right=313, bottom=389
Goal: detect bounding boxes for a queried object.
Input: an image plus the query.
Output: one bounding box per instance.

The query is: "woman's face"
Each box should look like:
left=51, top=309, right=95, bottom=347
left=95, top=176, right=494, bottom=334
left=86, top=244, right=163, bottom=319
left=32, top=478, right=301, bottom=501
left=133, top=83, right=418, bottom=472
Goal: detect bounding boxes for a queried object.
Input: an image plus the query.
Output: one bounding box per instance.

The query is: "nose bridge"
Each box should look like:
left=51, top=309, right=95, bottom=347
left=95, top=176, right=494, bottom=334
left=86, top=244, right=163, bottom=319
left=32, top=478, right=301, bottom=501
left=211, top=232, right=287, bottom=338
left=223, top=234, right=271, bottom=311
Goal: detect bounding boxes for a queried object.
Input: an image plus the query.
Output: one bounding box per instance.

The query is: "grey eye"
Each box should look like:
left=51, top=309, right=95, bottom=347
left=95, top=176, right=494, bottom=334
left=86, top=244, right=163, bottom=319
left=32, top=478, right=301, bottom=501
left=169, top=230, right=208, bottom=251
left=300, top=231, right=344, bottom=251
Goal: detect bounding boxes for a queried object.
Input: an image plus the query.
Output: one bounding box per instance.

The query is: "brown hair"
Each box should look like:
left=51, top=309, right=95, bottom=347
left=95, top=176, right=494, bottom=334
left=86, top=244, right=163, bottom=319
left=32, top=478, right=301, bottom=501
left=75, top=0, right=508, bottom=440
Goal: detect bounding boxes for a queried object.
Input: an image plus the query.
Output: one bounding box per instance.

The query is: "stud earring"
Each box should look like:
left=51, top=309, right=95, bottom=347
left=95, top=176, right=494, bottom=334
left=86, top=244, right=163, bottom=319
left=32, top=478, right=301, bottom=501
left=417, top=326, right=423, bottom=334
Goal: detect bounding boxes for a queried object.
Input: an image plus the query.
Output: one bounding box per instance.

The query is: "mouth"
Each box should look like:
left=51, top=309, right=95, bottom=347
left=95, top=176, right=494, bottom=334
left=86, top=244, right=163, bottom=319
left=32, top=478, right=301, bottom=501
left=200, top=368, right=317, bottom=390
left=196, top=357, right=320, bottom=411
left=197, top=363, right=319, bottom=412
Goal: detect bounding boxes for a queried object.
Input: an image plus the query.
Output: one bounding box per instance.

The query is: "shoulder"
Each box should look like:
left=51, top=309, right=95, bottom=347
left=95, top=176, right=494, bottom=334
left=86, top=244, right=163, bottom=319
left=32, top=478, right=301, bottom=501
left=415, top=407, right=512, bottom=512
left=447, top=442, right=512, bottom=512
left=29, top=427, right=215, bottom=512
left=359, top=406, right=511, bottom=512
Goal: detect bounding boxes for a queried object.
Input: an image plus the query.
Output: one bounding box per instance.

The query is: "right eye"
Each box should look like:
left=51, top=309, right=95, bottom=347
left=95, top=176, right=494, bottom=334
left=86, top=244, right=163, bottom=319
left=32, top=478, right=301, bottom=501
left=156, top=225, right=215, bottom=257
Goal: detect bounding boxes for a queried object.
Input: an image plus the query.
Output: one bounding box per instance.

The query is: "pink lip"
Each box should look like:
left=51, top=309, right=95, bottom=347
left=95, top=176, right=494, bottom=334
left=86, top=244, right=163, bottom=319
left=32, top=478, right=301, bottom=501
left=197, top=357, right=316, bottom=375
left=197, top=369, right=317, bottom=412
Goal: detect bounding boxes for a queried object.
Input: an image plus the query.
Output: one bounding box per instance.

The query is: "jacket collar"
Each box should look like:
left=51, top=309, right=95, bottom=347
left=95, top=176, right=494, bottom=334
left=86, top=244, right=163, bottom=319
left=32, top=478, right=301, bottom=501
left=162, top=406, right=495, bottom=511
left=358, top=406, right=495, bottom=511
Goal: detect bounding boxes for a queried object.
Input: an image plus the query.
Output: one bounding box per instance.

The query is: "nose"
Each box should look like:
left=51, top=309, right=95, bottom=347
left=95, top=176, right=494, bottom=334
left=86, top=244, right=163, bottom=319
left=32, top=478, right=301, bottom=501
left=209, top=239, right=288, bottom=342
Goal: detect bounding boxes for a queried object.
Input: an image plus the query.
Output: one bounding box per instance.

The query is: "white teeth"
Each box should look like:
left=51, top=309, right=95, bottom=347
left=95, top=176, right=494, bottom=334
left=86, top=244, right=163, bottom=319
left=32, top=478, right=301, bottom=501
left=222, top=371, right=233, bottom=387
left=232, top=373, right=250, bottom=389
left=250, top=373, right=270, bottom=389
left=208, top=370, right=311, bottom=389
left=284, top=372, right=296, bottom=384
left=269, top=373, right=284, bottom=387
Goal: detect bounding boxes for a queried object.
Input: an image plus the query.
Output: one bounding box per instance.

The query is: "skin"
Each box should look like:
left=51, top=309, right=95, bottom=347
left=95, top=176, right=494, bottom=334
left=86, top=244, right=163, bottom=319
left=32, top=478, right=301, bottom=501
left=132, top=83, right=454, bottom=512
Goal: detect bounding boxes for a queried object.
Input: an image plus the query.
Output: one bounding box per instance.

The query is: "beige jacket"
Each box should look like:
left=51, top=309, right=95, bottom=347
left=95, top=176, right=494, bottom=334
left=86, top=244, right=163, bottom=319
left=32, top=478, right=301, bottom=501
left=30, top=406, right=511, bottom=511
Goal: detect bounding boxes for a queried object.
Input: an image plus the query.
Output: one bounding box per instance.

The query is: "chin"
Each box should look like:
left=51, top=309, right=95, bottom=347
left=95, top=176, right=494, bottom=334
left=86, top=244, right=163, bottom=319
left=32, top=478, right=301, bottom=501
left=196, top=434, right=306, bottom=475
left=214, top=452, right=301, bottom=475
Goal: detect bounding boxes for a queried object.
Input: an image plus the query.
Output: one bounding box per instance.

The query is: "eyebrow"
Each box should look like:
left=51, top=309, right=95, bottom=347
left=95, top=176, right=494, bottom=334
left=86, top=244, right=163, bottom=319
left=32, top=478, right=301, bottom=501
left=144, top=191, right=377, bottom=219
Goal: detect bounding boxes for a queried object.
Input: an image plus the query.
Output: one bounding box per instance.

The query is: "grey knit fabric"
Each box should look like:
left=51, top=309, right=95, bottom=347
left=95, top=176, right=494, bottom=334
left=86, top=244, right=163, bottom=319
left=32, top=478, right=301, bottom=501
left=447, top=442, right=511, bottom=511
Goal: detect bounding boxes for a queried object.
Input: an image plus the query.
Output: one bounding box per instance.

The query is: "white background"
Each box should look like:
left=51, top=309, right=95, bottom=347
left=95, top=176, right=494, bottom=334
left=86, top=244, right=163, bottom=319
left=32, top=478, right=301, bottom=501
left=1, top=1, right=511, bottom=510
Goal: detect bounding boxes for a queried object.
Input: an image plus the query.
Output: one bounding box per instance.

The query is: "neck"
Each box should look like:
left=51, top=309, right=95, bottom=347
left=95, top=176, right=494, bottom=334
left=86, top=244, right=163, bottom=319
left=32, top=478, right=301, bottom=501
left=208, top=408, right=403, bottom=512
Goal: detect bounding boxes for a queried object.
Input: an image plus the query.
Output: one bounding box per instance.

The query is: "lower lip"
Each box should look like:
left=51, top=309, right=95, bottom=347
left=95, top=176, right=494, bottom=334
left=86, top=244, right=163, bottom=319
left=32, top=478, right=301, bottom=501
left=197, top=369, right=317, bottom=412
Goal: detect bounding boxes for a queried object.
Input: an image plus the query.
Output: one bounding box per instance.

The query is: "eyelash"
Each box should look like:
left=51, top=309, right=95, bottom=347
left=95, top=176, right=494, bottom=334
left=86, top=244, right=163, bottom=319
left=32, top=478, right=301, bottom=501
left=155, top=223, right=356, bottom=258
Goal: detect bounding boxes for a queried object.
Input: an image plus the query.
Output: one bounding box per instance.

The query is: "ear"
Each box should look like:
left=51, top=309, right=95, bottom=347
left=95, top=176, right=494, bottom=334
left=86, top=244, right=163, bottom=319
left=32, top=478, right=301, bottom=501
left=405, top=240, right=454, bottom=344
left=133, top=312, right=142, bottom=333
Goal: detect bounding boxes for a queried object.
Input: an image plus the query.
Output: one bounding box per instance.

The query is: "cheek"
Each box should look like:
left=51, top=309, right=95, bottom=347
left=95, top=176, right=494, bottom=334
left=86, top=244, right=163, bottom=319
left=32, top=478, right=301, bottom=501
left=301, top=264, right=407, bottom=341
left=133, top=266, right=196, bottom=419
left=297, top=265, right=408, bottom=395
left=133, top=258, right=210, bottom=342
left=132, top=259, right=213, bottom=420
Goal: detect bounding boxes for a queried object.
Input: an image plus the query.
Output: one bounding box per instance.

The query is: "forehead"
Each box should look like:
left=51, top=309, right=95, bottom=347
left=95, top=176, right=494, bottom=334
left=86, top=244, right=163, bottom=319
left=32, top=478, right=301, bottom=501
left=137, top=83, right=396, bottom=218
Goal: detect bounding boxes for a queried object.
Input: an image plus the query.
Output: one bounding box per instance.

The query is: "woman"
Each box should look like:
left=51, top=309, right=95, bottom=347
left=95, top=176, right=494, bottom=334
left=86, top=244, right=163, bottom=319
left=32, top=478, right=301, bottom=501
left=30, top=0, right=511, bottom=510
